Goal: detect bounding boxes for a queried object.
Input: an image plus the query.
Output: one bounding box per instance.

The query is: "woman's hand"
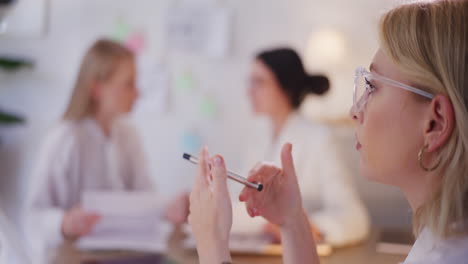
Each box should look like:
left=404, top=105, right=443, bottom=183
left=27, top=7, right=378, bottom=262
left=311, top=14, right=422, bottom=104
left=188, top=147, right=232, bottom=264
left=165, top=192, right=190, bottom=225
left=239, top=143, right=304, bottom=228
left=241, top=143, right=320, bottom=264
left=61, top=206, right=100, bottom=240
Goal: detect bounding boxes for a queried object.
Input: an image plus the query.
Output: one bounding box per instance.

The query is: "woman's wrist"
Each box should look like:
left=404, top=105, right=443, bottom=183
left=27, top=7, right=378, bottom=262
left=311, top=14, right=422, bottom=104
left=197, top=238, right=232, bottom=264
left=280, top=208, right=310, bottom=234
left=280, top=205, right=307, bottom=228
left=279, top=209, right=320, bottom=264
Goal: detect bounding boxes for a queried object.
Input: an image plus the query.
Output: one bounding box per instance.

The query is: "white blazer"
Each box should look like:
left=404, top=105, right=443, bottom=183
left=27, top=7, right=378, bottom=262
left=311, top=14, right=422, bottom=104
left=25, top=117, right=154, bottom=249
left=232, top=112, right=370, bottom=247
left=404, top=227, right=468, bottom=264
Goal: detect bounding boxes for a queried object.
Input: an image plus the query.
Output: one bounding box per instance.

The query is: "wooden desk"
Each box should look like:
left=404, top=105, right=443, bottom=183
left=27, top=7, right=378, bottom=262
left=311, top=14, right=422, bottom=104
left=50, top=229, right=406, bottom=264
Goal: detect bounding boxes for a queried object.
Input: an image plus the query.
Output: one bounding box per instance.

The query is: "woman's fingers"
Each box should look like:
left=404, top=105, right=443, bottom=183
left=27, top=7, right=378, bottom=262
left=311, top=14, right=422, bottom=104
left=246, top=204, right=255, bottom=217
left=79, top=213, right=100, bottom=235
left=211, top=155, right=228, bottom=194
left=88, top=213, right=101, bottom=224
left=195, top=147, right=210, bottom=192
left=191, top=147, right=209, bottom=224
left=239, top=164, right=263, bottom=202
left=166, top=194, right=190, bottom=225
left=253, top=163, right=282, bottom=184
left=239, top=162, right=281, bottom=212
left=239, top=174, right=258, bottom=201
left=239, top=187, right=248, bottom=202
left=247, top=162, right=263, bottom=177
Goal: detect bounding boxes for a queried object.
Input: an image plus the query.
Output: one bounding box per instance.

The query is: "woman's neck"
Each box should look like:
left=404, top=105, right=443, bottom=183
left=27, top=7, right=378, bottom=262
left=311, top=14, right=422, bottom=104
left=271, top=107, right=293, bottom=141
left=401, top=171, right=440, bottom=212
left=93, top=111, right=114, bottom=138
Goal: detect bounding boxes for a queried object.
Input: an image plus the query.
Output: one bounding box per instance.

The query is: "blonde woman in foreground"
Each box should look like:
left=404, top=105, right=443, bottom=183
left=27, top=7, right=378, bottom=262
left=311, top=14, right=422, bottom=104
left=188, top=1, right=468, bottom=263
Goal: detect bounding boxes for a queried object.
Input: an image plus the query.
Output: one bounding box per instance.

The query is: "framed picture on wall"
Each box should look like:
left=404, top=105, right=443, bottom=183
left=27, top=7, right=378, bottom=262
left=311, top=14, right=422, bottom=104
left=0, top=0, right=49, bottom=38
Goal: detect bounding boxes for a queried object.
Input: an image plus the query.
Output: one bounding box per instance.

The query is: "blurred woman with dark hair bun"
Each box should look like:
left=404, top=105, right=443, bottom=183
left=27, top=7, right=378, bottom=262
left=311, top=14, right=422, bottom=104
left=231, top=47, right=370, bottom=247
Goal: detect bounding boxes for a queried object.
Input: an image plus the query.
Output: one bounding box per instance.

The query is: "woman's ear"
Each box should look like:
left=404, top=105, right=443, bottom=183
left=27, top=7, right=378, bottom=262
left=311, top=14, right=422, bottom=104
left=423, top=94, right=455, bottom=152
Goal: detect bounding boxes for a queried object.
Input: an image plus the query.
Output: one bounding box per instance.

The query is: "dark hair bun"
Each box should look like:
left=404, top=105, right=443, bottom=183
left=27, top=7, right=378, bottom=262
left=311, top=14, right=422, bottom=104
left=256, top=47, right=330, bottom=109
left=305, top=75, right=330, bottom=96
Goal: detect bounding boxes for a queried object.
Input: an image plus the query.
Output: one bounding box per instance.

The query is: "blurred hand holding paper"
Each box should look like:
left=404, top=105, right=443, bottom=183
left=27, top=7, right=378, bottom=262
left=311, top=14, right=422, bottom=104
left=77, top=191, right=171, bottom=253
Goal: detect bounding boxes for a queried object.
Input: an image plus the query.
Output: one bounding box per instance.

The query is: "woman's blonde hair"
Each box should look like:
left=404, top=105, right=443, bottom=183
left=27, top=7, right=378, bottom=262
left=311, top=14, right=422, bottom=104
left=379, top=0, right=468, bottom=238
left=63, top=39, right=134, bottom=120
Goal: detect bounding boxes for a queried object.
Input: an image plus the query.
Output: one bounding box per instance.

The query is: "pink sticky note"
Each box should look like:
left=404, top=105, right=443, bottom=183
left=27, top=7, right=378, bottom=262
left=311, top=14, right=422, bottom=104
left=125, top=32, right=146, bottom=54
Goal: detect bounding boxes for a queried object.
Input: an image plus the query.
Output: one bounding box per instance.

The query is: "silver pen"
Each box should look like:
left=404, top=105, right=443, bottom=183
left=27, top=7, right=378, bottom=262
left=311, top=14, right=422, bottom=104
left=183, top=153, right=263, bottom=192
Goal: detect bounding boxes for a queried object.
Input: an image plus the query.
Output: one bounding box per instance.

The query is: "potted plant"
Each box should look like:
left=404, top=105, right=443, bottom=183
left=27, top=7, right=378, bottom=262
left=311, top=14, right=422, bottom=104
left=0, top=56, right=32, bottom=126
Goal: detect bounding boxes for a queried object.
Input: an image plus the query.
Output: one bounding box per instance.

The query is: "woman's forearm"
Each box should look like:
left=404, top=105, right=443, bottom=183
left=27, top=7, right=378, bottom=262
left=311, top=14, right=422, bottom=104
left=281, top=210, right=320, bottom=264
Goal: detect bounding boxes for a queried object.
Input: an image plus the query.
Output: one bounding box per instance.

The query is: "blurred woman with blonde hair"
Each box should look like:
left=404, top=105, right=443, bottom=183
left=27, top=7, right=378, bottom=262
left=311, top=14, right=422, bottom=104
left=27, top=39, right=189, bottom=252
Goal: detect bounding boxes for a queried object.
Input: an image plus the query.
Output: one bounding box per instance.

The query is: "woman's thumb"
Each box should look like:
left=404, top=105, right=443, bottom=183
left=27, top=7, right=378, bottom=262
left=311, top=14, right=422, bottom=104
left=281, top=143, right=296, bottom=177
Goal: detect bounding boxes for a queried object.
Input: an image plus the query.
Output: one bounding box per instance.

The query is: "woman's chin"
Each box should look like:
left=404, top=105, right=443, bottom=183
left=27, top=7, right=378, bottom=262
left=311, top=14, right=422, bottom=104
left=251, top=107, right=265, bottom=116
left=360, top=165, right=393, bottom=185
left=359, top=160, right=380, bottom=182
left=359, top=156, right=403, bottom=186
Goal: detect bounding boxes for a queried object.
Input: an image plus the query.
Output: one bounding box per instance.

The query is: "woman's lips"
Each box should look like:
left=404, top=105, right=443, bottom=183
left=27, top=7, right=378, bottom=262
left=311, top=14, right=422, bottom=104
left=355, top=135, right=362, bottom=150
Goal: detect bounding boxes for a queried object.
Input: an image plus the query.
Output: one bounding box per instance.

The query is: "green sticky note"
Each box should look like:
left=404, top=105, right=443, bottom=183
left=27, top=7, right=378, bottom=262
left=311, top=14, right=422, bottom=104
left=112, top=20, right=132, bottom=42
left=200, top=96, right=217, bottom=118
left=175, top=71, right=196, bottom=92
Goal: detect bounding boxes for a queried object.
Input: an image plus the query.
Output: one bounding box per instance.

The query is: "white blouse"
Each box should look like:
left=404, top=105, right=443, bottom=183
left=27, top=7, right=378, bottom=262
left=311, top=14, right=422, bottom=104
left=232, top=112, right=370, bottom=247
left=404, top=227, right=468, bottom=264
left=25, top=117, right=154, bottom=249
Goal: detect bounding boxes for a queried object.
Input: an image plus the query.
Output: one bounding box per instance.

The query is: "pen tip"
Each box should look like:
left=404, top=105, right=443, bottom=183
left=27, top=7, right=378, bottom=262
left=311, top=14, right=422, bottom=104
left=257, top=183, right=263, bottom=192
left=183, top=153, right=191, bottom=160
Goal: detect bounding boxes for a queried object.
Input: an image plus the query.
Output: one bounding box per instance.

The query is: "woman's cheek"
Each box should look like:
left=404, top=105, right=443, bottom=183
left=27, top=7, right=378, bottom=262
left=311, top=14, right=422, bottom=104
left=255, top=91, right=268, bottom=114
left=359, top=104, right=390, bottom=182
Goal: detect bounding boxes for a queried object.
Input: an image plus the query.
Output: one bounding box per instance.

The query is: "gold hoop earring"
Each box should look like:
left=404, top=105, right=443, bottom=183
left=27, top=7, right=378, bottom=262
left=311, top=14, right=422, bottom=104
left=418, top=144, right=441, bottom=172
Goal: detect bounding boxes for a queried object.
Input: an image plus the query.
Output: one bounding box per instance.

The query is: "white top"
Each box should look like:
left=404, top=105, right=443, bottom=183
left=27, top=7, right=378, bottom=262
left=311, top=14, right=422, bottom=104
left=25, top=117, right=154, bottom=249
left=404, top=228, right=468, bottom=264
left=0, top=208, right=30, bottom=264
left=232, top=112, right=370, bottom=247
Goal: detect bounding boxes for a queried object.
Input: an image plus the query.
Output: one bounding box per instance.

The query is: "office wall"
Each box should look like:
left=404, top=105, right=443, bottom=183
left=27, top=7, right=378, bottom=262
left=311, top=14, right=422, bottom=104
left=0, top=0, right=411, bottom=232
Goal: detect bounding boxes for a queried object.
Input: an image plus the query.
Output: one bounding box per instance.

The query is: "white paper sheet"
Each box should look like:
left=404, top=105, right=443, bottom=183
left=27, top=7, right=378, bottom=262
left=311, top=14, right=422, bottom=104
left=134, top=59, right=171, bottom=116
left=166, top=4, right=232, bottom=58
left=77, top=191, right=171, bottom=253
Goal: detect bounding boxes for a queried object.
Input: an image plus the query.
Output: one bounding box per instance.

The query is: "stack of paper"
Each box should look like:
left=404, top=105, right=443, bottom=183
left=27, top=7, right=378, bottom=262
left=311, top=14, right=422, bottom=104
left=77, top=191, right=171, bottom=253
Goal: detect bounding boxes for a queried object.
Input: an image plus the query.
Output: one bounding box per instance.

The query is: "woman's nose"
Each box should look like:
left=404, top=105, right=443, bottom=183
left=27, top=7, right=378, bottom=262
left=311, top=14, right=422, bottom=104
left=349, top=106, right=356, bottom=119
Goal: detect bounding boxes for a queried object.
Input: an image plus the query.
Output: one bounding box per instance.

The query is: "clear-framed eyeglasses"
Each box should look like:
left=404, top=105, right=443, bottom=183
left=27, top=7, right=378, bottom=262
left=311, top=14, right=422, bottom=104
left=353, top=66, right=434, bottom=113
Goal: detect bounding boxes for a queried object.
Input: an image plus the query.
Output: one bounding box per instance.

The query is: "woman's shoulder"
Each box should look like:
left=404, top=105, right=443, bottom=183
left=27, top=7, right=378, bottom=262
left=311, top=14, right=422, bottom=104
left=438, top=233, right=468, bottom=263
left=406, top=228, right=468, bottom=264
left=46, top=119, right=84, bottom=141
left=39, top=119, right=86, bottom=154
